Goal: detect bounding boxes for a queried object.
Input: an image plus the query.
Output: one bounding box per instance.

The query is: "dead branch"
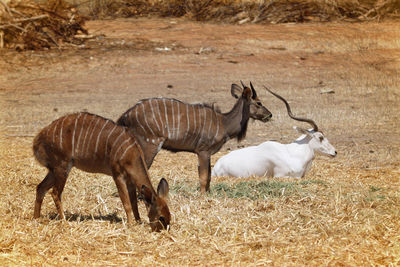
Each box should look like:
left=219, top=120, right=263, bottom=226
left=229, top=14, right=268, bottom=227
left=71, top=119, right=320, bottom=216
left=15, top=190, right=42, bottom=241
left=0, top=31, right=3, bottom=48
left=0, top=0, right=88, bottom=50
left=13, top=14, right=48, bottom=22
left=0, top=22, right=25, bottom=31
left=0, top=0, right=13, bottom=18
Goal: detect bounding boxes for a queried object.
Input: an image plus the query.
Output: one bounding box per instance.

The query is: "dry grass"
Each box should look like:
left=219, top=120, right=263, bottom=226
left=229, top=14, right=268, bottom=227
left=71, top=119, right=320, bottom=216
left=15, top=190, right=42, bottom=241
left=0, top=142, right=399, bottom=265
left=1, top=18, right=400, bottom=266
left=75, top=0, right=400, bottom=22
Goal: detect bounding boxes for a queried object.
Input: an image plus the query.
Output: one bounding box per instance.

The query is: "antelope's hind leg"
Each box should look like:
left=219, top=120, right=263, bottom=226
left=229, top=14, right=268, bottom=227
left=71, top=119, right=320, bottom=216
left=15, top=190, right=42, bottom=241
left=34, top=170, right=56, bottom=219
left=34, top=161, right=71, bottom=220
left=49, top=162, right=72, bottom=220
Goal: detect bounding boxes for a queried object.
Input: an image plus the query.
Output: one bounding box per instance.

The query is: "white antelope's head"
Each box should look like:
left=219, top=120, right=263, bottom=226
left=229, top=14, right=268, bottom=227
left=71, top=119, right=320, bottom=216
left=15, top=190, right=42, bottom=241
left=266, top=86, right=337, bottom=157
left=294, top=127, right=337, bottom=157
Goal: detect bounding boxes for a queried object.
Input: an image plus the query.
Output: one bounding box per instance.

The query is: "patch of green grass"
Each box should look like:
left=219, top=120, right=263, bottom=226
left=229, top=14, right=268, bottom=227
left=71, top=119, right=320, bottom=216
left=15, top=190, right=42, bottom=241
left=210, top=181, right=301, bottom=200
left=364, top=185, right=387, bottom=202
left=299, top=179, right=327, bottom=186
left=369, top=185, right=382, bottom=193
left=170, top=180, right=326, bottom=200
left=170, top=183, right=198, bottom=197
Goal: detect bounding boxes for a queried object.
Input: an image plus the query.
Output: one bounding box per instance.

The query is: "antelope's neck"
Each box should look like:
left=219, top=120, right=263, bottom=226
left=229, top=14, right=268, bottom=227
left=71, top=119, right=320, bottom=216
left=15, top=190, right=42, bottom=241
left=222, top=99, right=245, bottom=139
left=292, top=135, right=315, bottom=163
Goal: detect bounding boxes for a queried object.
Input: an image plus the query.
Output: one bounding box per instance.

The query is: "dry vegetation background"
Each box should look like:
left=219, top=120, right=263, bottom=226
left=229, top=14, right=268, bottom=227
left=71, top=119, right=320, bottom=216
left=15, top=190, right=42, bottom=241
left=1, top=0, right=400, bottom=266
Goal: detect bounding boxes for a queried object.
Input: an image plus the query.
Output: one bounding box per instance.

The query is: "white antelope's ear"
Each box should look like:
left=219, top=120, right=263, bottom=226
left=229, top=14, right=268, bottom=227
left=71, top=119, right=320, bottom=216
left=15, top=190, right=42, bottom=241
left=231, top=84, right=242, bottom=99
left=157, top=178, right=169, bottom=199
left=293, top=126, right=312, bottom=136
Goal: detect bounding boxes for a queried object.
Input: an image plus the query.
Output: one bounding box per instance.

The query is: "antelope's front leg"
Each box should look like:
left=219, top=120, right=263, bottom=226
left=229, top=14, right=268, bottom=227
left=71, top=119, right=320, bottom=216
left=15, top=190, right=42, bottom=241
left=198, top=151, right=211, bottom=194
left=126, top=179, right=141, bottom=222
left=113, top=174, right=134, bottom=224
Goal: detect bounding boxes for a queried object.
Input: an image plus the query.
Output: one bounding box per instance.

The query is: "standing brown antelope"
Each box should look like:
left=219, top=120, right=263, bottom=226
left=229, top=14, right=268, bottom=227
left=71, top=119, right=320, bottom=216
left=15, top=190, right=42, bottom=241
left=117, top=82, right=272, bottom=193
left=33, top=112, right=170, bottom=232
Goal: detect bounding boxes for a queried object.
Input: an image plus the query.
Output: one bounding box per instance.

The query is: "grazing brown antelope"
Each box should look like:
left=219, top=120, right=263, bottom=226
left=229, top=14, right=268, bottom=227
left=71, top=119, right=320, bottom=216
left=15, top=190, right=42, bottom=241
left=33, top=112, right=170, bottom=232
left=117, top=82, right=272, bottom=193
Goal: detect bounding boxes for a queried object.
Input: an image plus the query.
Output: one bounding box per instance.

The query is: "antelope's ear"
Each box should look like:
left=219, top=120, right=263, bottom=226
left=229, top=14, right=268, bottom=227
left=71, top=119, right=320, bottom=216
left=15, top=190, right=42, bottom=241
left=242, top=86, right=252, bottom=100
left=157, top=178, right=169, bottom=199
left=141, top=185, right=155, bottom=205
left=231, top=84, right=242, bottom=99
left=293, top=126, right=312, bottom=136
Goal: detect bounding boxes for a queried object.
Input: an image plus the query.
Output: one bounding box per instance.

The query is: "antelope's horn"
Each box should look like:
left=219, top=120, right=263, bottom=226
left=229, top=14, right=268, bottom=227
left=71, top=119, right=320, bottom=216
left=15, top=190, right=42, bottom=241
left=264, top=86, right=318, bottom=131
left=240, top=80, right=247, bottom=89
left=250, top=81, right=257, bottom=99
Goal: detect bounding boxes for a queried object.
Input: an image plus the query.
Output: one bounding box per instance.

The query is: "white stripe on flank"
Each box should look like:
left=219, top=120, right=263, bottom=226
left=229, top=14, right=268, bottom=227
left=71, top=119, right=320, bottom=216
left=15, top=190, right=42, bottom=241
left=95, top=120, right=109, bottom=154
left=75, top=113, right=88, bottom=156
left=81, top=116, right=96, bottom=157
left=110, top=129, right=125, bottom=158
left=176, top=101, right=181, bottom=140
left=52, top=118, right=61, bottom=144
left=163, top=99, right=170, bottom=139
left=182, top=104, right=190, bottom=145
left=59, top=116, right=68, bottom=150
left=71, top=113, right=82, bottom=157
left=155, top=99, right=164, bottom=136
left=119, top=142, right=136, bottom=161
left=105, top=124, right=117, bottom=158
left=171, top=99, right=175, bottom=140
left=135, top=104, right=147, bottom=135
left=197, top=106, right=207, bottom=147
left=149, top=99, right=161, bottom=132
left=113, top=138, right=130, bottom=162
left=85, top=116, right=101, bottom=156
left=142, top=102, right=155, bottom=136
left=207, top=109, right=213, bottom=140
left=214, top=114, right=220, bottom=142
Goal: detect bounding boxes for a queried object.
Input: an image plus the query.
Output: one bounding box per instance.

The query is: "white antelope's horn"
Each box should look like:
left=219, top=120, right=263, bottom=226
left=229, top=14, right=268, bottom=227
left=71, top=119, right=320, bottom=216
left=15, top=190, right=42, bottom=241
left=264, top=86, right=318, bottom=132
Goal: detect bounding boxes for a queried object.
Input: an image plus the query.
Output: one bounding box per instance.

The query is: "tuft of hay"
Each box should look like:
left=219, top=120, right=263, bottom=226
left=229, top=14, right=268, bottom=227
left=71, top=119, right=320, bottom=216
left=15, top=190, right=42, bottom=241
left=0, top=0, right=89, bottom=50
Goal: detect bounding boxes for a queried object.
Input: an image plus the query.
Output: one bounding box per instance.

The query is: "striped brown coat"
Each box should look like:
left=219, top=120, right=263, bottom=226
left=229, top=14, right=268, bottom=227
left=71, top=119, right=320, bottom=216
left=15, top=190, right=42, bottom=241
left=33, top=112, right=170, bottom=232
left=117, top=82, right=272, bottom=193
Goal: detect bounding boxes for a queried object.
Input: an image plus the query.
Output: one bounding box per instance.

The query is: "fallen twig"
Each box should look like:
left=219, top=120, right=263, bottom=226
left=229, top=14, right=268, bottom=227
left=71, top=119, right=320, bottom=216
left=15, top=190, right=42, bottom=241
left=0, top=0, right=13, bottom=18
left=0, top=22, right=25, bottom=31
left=13, top=14, right=48, bottom=22
left=0, top=31, right=4, bottom=48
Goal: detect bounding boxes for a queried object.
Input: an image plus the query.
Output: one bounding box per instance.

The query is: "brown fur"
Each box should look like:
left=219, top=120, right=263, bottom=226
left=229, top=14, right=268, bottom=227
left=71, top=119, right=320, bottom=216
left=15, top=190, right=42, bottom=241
left=117, top=82, right=272, bottom=193
left=33, top=112, right=170, bottom=232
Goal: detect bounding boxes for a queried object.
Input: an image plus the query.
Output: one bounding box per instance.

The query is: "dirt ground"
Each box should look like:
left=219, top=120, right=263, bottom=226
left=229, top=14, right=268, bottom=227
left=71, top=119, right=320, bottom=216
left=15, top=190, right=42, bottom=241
left=0, top=18, right=399, bottom=265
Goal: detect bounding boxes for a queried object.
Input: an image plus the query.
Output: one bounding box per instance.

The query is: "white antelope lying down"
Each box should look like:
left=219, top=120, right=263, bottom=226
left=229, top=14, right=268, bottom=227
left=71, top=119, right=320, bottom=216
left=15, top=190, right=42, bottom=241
left=212, top=88, right=337, bottom=178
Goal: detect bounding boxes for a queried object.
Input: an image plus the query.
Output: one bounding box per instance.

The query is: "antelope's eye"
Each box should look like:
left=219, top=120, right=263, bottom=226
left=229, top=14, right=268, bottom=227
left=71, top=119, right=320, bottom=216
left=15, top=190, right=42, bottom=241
left=319, top=136, right=324, bottom=142
left=256, top=101, right=262, bottom=106
left=159, top=216, right=166, bottom=224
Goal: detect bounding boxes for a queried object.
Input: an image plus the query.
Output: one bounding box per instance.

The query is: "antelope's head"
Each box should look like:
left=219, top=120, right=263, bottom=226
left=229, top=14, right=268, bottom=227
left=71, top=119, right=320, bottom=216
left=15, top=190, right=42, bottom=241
left=294, top=127, right=337, bottom=157
left=266, top=86, right=337, bottom=157
left=141, top=178, right=171, bottom=232
left=231, top=81, right=272, bottom=122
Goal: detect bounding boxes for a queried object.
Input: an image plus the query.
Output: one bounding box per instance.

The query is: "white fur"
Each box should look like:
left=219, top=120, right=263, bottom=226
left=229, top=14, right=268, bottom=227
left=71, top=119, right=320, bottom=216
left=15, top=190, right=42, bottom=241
left=212, top=127, right=336, bottom=178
